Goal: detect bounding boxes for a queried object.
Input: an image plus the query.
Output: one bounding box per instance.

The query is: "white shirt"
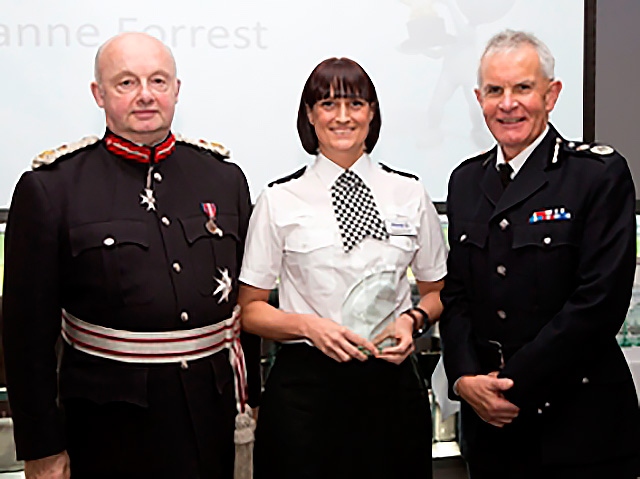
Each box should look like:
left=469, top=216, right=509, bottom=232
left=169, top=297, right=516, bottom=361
left=239, top=153, right=447, bottom=327
left=495, top=125, right=549, bottom=178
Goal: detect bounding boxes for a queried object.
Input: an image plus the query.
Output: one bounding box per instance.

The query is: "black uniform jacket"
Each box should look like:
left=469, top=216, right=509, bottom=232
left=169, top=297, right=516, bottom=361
left=440, top=125, right=640, bottom=466
left=2, top=134, right=261, bottom=460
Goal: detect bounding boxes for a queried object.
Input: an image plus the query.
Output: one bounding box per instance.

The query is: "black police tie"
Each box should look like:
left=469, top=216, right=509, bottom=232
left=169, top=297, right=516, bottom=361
left=331, top=170, right=389, bottom=252
left=497, top=162, right=514, bottom=189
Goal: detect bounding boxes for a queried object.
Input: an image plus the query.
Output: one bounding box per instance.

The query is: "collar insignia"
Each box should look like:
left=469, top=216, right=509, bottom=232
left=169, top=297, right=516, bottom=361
left=105, top=131, right=176, bottom=164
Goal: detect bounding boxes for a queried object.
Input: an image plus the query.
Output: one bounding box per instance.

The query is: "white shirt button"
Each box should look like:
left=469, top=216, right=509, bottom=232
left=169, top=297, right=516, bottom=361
left=459, top=234, right=467, bottom=242
left=581, top=377, right=589, bottom=384
left=103, top=237, right=115, bottom=247
left=161, top=216, right=171, bottom=226
left=537, top=408, right=543, bottom=415
left=154, top=172, right=163, bottom=182
left=172, top=262, right=182, bottom=273
left=180, top=311, right=189, bottom=322
left=543, top=236, right=552, bottom=245
left=497, top=265, right=507, bottom=276
left=499, top=219, right=509, bottom=230
left=497, top=310, right=507, bottom=320
left=544, top=402, right=551, bottom=408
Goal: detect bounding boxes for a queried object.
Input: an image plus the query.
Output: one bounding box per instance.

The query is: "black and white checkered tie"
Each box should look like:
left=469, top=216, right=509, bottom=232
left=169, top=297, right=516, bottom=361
left=331, top=170, right=389, bottom=252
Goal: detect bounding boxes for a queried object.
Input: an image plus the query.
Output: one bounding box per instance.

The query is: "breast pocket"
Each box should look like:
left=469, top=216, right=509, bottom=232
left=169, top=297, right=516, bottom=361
left=283, top=226, right=337, bottom=295
left=385, top=234, right=418, bottom=270
left=447, top=221, right=489, bottom=299
left=69, top=220, right=152, bottom=305
left=179, top=214, right=241, bottom=295
left=512, top=221, right=579, bottom=305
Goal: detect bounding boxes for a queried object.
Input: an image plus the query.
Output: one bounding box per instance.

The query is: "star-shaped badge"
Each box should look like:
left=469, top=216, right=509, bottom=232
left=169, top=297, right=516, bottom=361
left=213, top=267, right=232, bottom=303
left=140, top=188, right=156, bottom=211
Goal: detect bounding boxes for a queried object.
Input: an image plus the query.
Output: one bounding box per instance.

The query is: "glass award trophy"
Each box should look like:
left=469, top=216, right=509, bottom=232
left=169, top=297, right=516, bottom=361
left=341, top=269, right=399, bottom=349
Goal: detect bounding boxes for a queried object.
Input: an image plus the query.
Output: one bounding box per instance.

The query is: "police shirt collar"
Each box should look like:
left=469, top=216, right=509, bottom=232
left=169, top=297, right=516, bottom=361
left=104, top=129, right=176, bottom=164
left=495, top=124, right=549, bottom=177
left=313, top=152, right=375, bottom=189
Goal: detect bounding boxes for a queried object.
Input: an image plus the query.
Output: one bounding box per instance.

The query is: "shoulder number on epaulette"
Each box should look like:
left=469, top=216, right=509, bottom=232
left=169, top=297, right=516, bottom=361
left=32, top=135, right=100, bottom=170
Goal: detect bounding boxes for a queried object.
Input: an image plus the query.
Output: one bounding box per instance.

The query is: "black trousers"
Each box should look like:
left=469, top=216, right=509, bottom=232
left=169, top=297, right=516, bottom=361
left=468, top=456, right=639, bottom=479
left=254, top=344, right=433, bottom=479
left=461, top=401, right=640, bottom=479
left=64, top=360, right=236, bottom=479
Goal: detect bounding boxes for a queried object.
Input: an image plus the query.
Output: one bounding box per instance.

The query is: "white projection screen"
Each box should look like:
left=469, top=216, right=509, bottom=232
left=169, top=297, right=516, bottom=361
left=0, top=0, right=584, bottom=206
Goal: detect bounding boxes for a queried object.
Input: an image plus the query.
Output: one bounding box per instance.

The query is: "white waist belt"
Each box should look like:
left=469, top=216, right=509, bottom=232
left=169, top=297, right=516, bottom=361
left=61, top=306, right=249, bottom=412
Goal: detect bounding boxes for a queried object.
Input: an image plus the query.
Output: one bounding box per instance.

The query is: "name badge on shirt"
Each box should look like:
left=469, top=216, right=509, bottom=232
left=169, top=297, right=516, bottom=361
left=385, top=219, right=417, bottom=236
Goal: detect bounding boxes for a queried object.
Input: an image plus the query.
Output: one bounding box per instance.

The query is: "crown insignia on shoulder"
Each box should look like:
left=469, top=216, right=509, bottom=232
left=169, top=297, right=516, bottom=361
left=174, top=133, right=230, bottom=159
left=32, top=135, right=100, bottom=169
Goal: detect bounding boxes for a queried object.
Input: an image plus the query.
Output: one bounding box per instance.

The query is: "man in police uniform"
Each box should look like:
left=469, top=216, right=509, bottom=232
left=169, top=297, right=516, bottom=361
left=2, top=32, right=260, bottom=478
left=440, top=30, right=640, bottom=478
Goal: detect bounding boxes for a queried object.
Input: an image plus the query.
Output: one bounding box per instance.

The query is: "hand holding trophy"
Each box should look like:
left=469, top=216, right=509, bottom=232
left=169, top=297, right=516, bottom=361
left=341, top=269, right=400, bottom=353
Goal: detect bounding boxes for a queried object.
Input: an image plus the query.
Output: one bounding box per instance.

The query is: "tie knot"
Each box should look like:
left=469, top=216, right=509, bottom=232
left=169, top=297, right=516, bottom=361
left=334, top=170, right=363, bottom=190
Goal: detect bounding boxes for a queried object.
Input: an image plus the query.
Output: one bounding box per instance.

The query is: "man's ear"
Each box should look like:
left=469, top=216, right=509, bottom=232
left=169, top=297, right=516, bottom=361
left=474, top=88, right=483, bottom=107
left=91, top=82, right=105, bottom=108
left=545, top=79, right=562, bottom=113
left=174, top=79, right=181, bottom=103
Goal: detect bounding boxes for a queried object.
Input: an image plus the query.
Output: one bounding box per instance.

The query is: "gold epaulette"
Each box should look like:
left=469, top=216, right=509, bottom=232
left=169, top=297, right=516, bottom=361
left=32, top=136, right=100, bottom=170
left=174, top=133, right=230, bottom=159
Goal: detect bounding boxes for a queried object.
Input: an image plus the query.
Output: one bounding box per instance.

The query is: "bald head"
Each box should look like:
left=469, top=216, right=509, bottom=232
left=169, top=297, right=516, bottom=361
left=90, top=31, right=181, bottom=145
left=94, top=32, right=177, bottom=85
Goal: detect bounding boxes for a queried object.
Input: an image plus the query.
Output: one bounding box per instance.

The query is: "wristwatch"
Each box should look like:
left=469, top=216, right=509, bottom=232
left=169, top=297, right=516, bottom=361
left=401, top=307, right=430, bottom=338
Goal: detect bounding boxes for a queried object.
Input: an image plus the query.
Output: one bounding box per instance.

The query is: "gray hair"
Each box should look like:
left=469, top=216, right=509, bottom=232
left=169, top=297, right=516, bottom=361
left=477, top=29, right=555, bottom=86
left=93, top=32, right=177, bottom=85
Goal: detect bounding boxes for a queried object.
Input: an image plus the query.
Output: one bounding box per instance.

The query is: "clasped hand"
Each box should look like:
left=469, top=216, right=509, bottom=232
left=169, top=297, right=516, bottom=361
left=456, top=372, right=520, bottom=427
left=25, top=450, right=70, bottom=479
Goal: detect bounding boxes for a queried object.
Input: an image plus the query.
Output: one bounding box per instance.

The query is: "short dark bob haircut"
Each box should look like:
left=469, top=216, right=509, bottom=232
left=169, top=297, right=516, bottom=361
left=297, top=57, right=382, bottom=155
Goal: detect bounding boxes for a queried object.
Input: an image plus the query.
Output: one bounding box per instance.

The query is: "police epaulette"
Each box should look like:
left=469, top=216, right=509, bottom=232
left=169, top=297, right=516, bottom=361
left=379, top=163, right=419, bottom=180
left=174, top=133, right=230, bottom=160
left=563, top=140, right=616, bottom=158
left=32, top=136, right=100, bottom=170
left=268, top=166, right=306, bottom=187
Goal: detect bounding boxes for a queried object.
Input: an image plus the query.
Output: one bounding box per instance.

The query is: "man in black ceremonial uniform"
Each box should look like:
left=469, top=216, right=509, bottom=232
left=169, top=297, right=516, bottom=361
left=2, top=32, right=260, bottom=479
left=440, top=30, right=640, bottom=479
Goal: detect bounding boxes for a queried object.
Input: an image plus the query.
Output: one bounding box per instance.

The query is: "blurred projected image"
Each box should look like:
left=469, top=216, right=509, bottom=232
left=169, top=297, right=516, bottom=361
left=398, top=0, right=516, bottom=149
